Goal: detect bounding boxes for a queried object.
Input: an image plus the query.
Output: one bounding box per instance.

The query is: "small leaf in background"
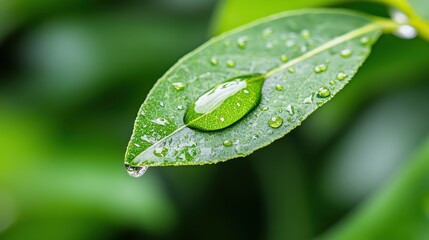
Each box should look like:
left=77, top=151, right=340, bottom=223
left=321, top=134, right=429, bottom=240
left=125, top=9, right=385, bottom=168
left=408, top=0, right=429, bottom=21
left=211, top=0, right=343, bottom=34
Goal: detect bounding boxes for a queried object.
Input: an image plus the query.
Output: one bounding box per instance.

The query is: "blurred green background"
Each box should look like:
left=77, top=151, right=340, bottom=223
left=1, top=0, right=428, bottom=239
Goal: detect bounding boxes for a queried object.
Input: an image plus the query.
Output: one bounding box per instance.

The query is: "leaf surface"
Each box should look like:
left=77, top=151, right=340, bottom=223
left=125, top=9, right=384, bottom=167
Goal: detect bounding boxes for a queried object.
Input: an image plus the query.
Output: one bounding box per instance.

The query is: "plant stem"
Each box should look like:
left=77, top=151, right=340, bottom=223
left=371, top=0, right=429, bottom=40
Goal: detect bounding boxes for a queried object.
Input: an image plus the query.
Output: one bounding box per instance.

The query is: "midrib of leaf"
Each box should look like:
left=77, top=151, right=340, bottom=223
left=131, top=21, right=386, bottom=165
left=265, top=23, right=382, bottom=77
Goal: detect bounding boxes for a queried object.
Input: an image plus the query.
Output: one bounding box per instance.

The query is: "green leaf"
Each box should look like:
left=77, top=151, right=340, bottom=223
left=125, top=9, right=386, bottom=167
left=320, top=135, right=429, bottom=240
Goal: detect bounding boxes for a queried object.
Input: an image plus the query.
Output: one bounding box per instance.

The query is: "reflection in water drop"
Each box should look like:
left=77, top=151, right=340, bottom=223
left=125, top=163, right=148, bottom=177
left=269, top=116, right=283, bottom=128
left=193, top=79, right=247, bottom=114
left=317, top=87, right=331, bottom=98
left=226, top=59, right=235, bottom=68
left=172, top=82, right=186, bottom=91
left=185, top=74, right=265, bottom=131
left=301, top=29, right=310, bottom=39
left=314, top=64, right=327, bottom=73
left=360, top=36, right=370, bottom=45
left=152, top=118, right=169, bottom=125
left=340, top=49, right=352, bottom=58
left=237, top=36, right=248, bottom=49
left=154, top=147, right=168, bottom=157
left=280, top=54, right=289, bottom=62
left=210, top=56, right=219, bottom=66
left=336, top=72, right=348, bottom=81
left=303, top=94, right=313, bottom=104
left=223, top=140, right=233, bottom=147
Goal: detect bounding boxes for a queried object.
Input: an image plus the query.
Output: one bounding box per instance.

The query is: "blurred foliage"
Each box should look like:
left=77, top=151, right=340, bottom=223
left=0, top=0, right=428, bottom=239
left=211, top=0, right=341, bottom=34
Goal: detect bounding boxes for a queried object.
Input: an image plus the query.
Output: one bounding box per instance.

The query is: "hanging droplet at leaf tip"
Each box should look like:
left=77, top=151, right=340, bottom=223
left=125, top=162, right=148, bottom=177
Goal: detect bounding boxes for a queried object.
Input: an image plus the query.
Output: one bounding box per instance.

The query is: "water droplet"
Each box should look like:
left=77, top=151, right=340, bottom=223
left=303, top=94, right=313, bottom=104
left=317, top=87, right=330, bottom=98
left=390, top=8, right=409, bottom=23
left=226, top=59, right=235, bottom=68
left=261, top=106, right=269, bottom=111
left=288, top=68, right=295, bottom=73
left=125, top=163, right=148, bottom=177
left=275, top=85, right=284, bottom=91
left=185, top=74, right=265, bottom=131
left=329, top=80, right=336, bottom=85
left=336, top=72, right=348, bottom=81
left=210, top=56, right=219, bottom=65
left=172, top=82, right=186, bottom=91
left=223, top=140, right=233, bottom=147
left=153, top=147, right=168, bottom=157
left=360, top=36, right=370, bottom=45
left=340, top=49, right=352, bottom=58
left=152, top=118, right=169, bottom=125
left=389, top=8, right=417, bottom=38
left=286, top=104, right=294, bottom=115
left=286, top=40, right=295, bottom=47
left=268, top=116, right=283, bottom=128
left=237, top=36, right=248, bottom=49
left=395, top=25, right=417, bottom=39
left=159, top=102, right=165, bottom=107
left=177, top=105, right=184, bottom=110
left=220, top=117, right=225, bottom=122
left=314, top=64, right=328, bottom=73
left=280, top=54, right=289, bottom=62
left=262, top=27, right=273, bottom=38
left=301, top=29, right=310, bottom=39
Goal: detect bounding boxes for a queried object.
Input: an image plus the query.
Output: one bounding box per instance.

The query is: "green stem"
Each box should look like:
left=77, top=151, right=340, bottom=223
left=371, top=0, right=429, bottom=40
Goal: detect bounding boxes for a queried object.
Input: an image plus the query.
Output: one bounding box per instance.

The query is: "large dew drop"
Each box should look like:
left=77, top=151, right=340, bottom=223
left=185, top=74, right=265, bottom=131
left=125, top=163, right=148, bottom=177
